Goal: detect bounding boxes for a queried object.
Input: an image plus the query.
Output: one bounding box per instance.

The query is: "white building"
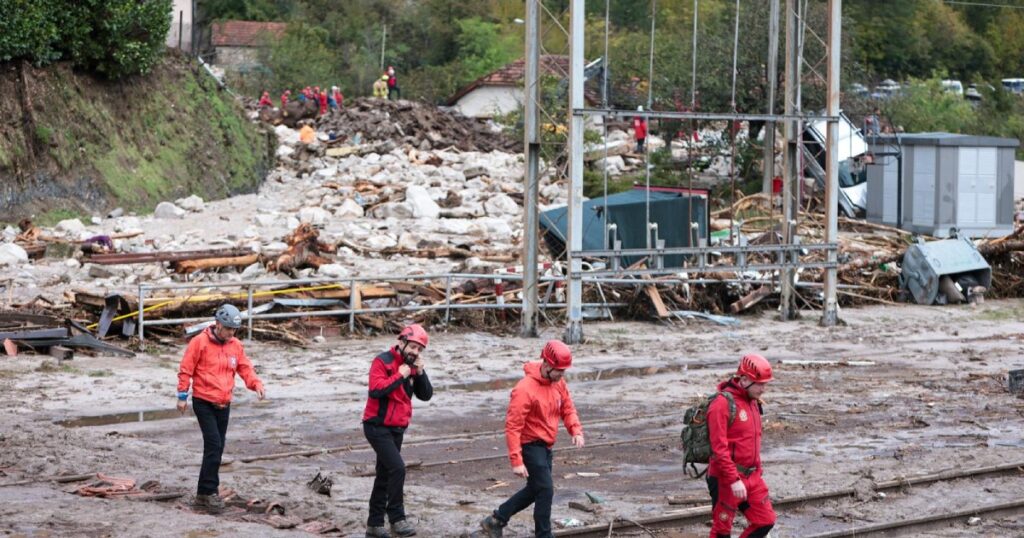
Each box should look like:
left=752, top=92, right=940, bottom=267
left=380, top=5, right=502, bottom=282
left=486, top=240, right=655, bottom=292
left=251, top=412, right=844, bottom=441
left=165, top=0, right=194, bottom=52
left=447, top=55, right=600, bottom=118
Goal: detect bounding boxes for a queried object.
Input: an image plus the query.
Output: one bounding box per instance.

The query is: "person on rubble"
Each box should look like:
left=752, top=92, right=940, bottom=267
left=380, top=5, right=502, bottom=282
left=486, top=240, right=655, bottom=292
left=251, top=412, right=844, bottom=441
left=373, top=74, right=390, bottom=99
left=633, top=105, right=648, bottom=153
left=387, top=65, right=400, bottom=100
left=280, top=89, right=291, bottom=108
left=258, top=90, right=272, bottom=108
left=299, top=120, right=317, bottom=145
left=704, top=354, right=777, bottom=538
left=317, top=87, right=329, bottom=115
left=362, top=324, right=434, bottom=538
left=480, top=340, right=584, bottom=538
left=331, top=85, right=344, bottom=110
left=176, top=304, right=265, bottom=514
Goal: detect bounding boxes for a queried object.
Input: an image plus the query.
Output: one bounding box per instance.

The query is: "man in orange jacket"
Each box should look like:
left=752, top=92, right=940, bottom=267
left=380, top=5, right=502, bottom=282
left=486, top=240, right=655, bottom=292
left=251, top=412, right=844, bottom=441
left=176, top=304, right=265, bottom=513
left=480, top=340, right=584, bottom=538
left=706, top=354, right=776, bottom=538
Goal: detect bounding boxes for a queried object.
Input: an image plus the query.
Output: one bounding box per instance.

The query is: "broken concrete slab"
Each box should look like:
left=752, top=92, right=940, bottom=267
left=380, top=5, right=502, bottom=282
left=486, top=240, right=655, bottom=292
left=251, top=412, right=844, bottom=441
left=405, top=185, right=441, bottom=219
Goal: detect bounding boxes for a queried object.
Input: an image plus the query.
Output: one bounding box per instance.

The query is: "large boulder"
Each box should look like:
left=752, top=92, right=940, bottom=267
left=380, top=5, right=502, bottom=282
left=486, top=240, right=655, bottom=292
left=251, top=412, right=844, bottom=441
left=405, top=185, right=441, bottom=219
left=371, top=202, right=414, bottom=219
left=0, top=243, right=28, bottom=266
left=56, top=218, right=86, bottom=235
left=175, top=195, right=205, bottom=212
left=484, top=193, right=521, bottom=217
left=154, top=202, right=186, bottom=219
left=298, top=206, right=331, bottom=227
left=335, top=198, right=365, bottom=220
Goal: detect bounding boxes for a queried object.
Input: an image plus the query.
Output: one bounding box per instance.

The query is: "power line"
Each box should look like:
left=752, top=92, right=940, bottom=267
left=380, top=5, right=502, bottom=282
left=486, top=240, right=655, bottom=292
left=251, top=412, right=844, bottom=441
left=943, top=0, right=1024, bottom=9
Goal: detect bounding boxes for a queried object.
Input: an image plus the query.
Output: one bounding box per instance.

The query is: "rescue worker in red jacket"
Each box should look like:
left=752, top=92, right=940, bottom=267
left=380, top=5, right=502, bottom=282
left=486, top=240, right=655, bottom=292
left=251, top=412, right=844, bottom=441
left=633, top=105, right=648, bottom=153
left=258, top=90, right=272, bottom=108
left=480, top=340, right=584, bottom=538
left=362, top=324, right=434, bottom=538
left=176, top=304, right=265, bottom=513
left=706, top=354, right=776, bottom=538
left=280, top=89, right=291, bottom=108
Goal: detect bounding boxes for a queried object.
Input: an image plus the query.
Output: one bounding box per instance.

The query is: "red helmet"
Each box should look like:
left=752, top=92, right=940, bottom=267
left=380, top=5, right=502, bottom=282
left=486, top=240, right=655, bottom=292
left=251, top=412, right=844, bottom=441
left=540, top=340, right=572, bottom=369
left=737, top=353, right=773, bottom=383
left=398, top=324, right=429, bottom=348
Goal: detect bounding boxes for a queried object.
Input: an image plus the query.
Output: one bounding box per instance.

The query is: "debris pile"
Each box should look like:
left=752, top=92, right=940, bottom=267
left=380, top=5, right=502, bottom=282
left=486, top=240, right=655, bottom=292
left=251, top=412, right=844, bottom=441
left=312, top=98, right=520, bottom=153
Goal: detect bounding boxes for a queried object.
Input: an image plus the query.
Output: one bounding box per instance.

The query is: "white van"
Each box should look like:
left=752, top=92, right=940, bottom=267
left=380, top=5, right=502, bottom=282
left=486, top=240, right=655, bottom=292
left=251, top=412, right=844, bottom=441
left=1001, top=78, right=1024, bottom=94
left=941, top=79, right=964, bottom=96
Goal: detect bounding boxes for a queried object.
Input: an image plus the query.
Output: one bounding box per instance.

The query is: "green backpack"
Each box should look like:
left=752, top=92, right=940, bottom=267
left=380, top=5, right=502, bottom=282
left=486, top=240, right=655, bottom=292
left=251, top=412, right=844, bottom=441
left=680, top=391, right=736, bottom=478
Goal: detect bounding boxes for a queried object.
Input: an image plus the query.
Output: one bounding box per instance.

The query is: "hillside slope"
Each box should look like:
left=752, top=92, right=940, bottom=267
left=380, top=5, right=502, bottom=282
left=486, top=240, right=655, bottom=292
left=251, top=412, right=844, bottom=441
left=0, top=53, right=274, bottom=222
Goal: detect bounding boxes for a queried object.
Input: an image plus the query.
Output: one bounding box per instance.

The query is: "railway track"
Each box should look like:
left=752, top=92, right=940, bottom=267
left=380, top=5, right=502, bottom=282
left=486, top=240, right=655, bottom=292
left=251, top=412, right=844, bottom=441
left=552, top=461, right=1024, bottom=537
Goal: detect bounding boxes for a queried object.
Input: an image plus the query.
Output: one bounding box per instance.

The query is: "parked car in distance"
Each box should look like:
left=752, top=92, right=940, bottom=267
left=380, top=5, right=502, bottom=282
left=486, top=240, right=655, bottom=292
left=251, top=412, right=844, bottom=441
left=941, top=79, right=964, bottom=96
left=1001, top=78, right=1024, bottom=94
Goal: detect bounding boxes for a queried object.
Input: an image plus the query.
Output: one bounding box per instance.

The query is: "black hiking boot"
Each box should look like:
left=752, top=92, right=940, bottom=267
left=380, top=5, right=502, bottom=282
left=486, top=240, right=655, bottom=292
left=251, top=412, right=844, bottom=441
left=480, top=515, right=504, bottom=538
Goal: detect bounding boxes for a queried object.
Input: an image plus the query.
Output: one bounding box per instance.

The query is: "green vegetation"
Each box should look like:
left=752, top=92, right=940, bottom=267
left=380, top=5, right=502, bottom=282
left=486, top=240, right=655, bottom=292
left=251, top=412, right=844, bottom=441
left=0, top=0, right=171, bottom=79
left=35, top=209, right=84, bottom=227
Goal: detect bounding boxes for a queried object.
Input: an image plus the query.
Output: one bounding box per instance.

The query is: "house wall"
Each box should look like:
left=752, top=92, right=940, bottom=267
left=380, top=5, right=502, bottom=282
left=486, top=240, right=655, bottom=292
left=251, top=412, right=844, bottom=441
left=453, top=86, right=524, bottom=118
left=166, top=0, right=193, bottom=52
left=214, top=47, right=261, bottom=70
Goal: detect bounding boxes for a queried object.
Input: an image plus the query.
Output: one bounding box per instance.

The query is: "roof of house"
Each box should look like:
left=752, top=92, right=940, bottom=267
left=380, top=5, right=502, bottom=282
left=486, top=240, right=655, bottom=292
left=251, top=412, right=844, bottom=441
left=447, top=55, right=601, bottom=106
left=212, top=20, right=287, bottom=48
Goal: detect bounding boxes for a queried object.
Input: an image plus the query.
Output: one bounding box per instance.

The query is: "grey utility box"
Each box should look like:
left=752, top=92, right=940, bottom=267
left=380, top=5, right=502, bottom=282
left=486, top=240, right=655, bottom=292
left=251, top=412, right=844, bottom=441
left=899, top=234, right=991, bottom=305
left=865, top=133, right=1018, bottom=238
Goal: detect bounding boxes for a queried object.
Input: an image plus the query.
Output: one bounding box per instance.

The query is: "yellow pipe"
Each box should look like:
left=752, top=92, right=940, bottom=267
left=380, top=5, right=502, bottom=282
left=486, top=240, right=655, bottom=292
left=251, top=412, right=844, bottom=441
left=86, top=283, right=346, bottom=330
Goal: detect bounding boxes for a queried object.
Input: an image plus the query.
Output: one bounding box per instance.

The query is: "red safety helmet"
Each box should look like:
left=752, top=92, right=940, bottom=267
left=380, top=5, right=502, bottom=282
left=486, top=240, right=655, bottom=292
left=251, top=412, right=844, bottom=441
left=398, top=324, right=429, bottom=348
left=736, top=353, right=773, bottom=383
left=540, top=340, right=572, bottom=369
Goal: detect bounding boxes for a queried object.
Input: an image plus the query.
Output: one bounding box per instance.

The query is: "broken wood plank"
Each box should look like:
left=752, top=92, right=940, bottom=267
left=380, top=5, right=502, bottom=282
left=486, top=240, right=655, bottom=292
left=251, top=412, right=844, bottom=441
left=173, top=254, right=260, bottom=274
left=89, top=248, right=251, bottom=265
left=729, top=286, right=772, bottom=314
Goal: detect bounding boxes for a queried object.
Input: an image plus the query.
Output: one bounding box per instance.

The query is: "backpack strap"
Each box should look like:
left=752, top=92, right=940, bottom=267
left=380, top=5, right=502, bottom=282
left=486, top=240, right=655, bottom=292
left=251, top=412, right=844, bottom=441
left=720, top=391, right=737, bottom=426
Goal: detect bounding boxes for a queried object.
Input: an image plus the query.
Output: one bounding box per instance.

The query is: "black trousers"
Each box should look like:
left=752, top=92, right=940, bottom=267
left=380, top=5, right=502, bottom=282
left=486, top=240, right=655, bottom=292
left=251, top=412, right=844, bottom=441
left=364, top=422, right=407, bottom=526
left=494, top=442, right=554, bottom=538
left=193, top=398, right=230, bottom=496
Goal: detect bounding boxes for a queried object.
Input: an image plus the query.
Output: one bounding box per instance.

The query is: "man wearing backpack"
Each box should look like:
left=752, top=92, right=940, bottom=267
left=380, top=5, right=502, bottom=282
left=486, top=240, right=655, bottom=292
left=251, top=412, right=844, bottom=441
left=706, top=354, right=776, bottom=538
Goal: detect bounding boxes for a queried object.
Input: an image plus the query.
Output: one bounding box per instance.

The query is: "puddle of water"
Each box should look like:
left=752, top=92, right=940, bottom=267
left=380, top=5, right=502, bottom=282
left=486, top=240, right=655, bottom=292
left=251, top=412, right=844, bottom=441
left=55, top=408, right=186, bottom=428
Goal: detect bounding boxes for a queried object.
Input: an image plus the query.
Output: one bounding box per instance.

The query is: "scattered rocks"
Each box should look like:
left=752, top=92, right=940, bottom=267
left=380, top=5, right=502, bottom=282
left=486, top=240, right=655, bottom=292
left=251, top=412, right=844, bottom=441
left=175, top=195, right=205, bottom=212
left=0, top=243, right=29, bottom=266
left=405, top=185, right=441, bottom=219
left=56, top=219, right=86, bottom=235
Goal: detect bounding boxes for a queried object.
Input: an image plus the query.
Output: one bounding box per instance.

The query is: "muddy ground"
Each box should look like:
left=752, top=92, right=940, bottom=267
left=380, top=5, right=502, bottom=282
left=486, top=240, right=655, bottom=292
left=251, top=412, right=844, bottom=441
left=1, top=301, right=1023, bottom=537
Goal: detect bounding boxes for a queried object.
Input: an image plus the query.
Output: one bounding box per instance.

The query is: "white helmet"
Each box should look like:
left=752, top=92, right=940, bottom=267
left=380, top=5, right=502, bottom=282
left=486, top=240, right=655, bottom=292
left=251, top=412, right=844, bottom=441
left=637, top=105, right=644, bottom=112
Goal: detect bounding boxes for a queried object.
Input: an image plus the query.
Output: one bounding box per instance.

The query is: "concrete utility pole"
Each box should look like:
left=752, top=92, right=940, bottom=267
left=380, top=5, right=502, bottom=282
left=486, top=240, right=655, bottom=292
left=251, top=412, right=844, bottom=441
left=521, top=0, right=541, bottom=337
left=779, top=0, right=802, bottom=320
left=821, top=0, right=842, bottom=326
left=762, top=0, right=780, bottom=197
left=564, top=0, right=585, bottom=344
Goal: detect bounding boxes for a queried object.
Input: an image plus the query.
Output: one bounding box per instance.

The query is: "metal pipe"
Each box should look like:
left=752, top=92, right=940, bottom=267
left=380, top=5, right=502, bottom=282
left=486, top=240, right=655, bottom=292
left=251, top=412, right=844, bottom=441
left=246, top=285, right=254, bottom=341
left=349, top=278, right=357, bottom=333
left=137, top=283, right=145, bottom=348
left=574, top=109, right=836, bottom=122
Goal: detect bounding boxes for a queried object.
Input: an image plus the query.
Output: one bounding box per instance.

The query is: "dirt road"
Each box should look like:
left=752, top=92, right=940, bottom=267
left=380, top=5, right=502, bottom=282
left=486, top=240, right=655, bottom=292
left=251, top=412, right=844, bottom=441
left=2, top=301, right=1022, bottom=536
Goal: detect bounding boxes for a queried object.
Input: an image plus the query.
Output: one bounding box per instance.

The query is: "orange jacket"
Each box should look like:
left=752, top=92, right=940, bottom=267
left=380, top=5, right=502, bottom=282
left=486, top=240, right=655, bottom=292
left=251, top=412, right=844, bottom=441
left=505, top=361, right=583, bottom=467
left=177, top=327, right=263, bottom=406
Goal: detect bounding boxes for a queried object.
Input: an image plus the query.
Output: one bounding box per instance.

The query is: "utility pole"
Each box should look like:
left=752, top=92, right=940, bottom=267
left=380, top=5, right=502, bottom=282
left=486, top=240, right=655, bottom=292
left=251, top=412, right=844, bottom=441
left=779, top=0, right=802, bottom=320
left=564, top=0, right=585, bottom=344
left=380, top=24, right=387, bottom=70
left=763, top=0, right=780, bottom=197
left=821, top=0, right=842, bottom=326
left=521, top=0, right=541, bottom=337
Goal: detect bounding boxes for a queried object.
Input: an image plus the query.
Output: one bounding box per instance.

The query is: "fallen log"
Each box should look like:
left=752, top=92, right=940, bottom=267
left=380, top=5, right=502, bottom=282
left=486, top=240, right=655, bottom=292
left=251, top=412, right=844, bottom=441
left=173, top=254, right=260, bottom=274
left=729, top=286, right=772, bottom=314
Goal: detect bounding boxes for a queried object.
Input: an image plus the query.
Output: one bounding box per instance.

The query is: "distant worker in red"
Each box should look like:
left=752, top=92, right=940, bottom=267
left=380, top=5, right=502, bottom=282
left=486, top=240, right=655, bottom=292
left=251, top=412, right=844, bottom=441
left=176, top=305, right=265, bottom=514
left=257, top=91, right=272, bottom=108
left=387, top=65, right=400, bottom=100
left=280, top=89, right=291, bottom=108
left=633, top=105, right=648, bottom=153
left=317, top=87, right=328, bottom=115
left=706, top=354, right=777, bottom=538
left=332, top=85, right=344, bottom=110
left=480, top=340, right=584, bottom=538
left=362, top=324, right=434, bottom=538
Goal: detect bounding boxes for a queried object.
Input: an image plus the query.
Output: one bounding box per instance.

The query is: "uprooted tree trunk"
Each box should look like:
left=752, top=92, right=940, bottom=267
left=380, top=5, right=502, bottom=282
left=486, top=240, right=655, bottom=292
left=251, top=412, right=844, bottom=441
left=269, top=223, right=336, bottom=273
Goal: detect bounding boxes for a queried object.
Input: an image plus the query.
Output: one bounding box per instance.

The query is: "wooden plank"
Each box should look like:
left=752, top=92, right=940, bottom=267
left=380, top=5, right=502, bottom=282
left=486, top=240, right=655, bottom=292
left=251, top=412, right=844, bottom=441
left=729, top=286, right=772, bottom=314
left=350, top=284, right=362, bottom=311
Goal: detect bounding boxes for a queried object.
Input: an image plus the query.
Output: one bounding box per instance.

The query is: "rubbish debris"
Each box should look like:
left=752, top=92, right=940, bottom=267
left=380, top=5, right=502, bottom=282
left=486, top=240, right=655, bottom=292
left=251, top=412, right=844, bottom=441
left=899, top=233, right=991, bottom=305
left=556, top=518, right=586, bottom=528
left=1009, top=369, right=1024, bottom=395
left=72, top=474, right=181, bottom=501
left=306, top=471, right=333, bottom=496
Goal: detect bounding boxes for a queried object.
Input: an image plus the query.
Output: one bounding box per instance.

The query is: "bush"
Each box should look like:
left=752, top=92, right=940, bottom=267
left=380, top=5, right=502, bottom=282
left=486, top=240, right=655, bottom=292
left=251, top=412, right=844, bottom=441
left=0, top=0, right=171, bottom=79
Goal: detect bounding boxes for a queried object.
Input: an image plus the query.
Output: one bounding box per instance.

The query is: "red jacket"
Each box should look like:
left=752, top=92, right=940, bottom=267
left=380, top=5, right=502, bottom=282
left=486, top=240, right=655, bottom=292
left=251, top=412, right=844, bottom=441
left=332, top=90, right=344, bottom=108
left=708, top=380, right=764, bottom=484
left=362, top=347, right=433, bottom=427
left=318, top=92, right=328, bottom=114
left=505, top=361, right=583, bottom=467
left=177, top=327, right=263, bottom=406
left=633, top=117, right=647, bottom=140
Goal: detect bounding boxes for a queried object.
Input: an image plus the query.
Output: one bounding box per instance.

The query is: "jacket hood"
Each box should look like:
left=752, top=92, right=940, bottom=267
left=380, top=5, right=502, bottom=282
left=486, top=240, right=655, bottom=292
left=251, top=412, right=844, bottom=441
left=524, top=361, right=550, bottom=385
left=717, top=378, right=751, bottom=402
